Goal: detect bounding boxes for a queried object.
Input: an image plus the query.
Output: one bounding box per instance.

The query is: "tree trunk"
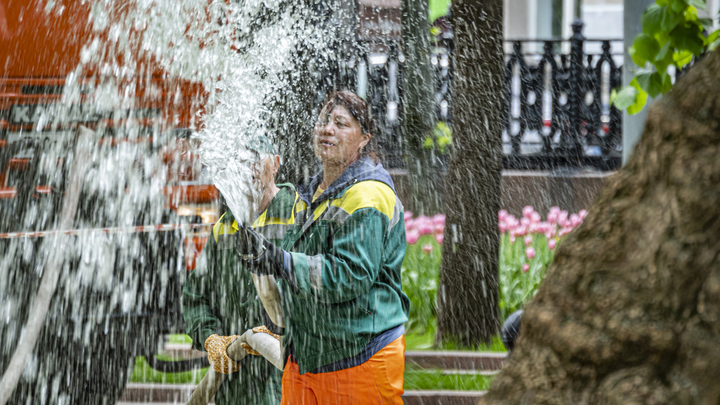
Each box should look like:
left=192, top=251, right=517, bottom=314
left=480, top=49, right=720, bottom=404
left=401, top=0, right=442, bottom=215
left=436, top=0, right=504, bottom=347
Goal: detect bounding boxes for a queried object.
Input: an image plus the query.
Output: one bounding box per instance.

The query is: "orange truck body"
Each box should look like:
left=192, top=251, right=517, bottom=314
left=1, top=0, right=216, bottom=269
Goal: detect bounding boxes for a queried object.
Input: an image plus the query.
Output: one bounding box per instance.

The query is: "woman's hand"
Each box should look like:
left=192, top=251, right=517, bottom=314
left=235, top=227, right=297, bottom=291
left=204, top=334, right=243, bottom=374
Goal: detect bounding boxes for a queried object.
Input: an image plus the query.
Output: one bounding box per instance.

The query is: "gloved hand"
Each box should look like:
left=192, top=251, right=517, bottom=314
left=204, top=334, right=242, bottom=374
left=239, top=326, right=281, bottom=356
left=235, top=226, right=297, bottom=291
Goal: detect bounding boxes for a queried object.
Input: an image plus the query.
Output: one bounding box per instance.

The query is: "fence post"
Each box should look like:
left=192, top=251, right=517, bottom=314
left=565, top=19, right=585, bottom=160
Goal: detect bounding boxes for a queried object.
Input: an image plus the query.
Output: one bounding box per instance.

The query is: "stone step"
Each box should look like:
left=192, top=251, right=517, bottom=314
left=120, top=383, right=486, bottom=405
left=161, top=343, right=507, bottom=371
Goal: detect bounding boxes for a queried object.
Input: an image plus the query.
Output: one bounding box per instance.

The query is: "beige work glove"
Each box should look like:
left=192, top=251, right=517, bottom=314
left=240, top=326, right=281, bottom=355
left=204, top=334, right=242, bottom=374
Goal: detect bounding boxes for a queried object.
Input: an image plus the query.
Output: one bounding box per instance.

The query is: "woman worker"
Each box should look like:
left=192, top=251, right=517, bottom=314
left=235, top=91, right=410, bottom=404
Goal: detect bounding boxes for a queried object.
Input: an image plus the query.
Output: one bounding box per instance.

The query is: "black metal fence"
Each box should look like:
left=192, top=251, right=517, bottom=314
left=331, top=20, right=624, bottom=171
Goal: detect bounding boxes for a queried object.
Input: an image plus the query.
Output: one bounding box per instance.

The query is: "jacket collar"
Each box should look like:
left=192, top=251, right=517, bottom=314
left=297, top=157, right=395, bottom=206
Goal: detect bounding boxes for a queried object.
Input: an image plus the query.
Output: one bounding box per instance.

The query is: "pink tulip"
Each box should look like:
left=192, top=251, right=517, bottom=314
left=525, top=247, right=536, bottom=259
left=531, top=212, right=541, bottom=224
left=498, top=210, right=508, bottom=222
left=579, top=209, right=588, bottom=219
left=558, top=210, right=569, bottom=224
left=570, top=213, right=582, bottom=228
left=548, top=239, right=557, bottom=250
left=520, top=217, right=531, bottom=227
left=558, top=227, right=572, bottom=237
left=514, top=225, right=527, bottom=236
left=547, top=211, right=558, bottom=224
left=432, top=214, right=446, bottom=226
left=522, top=205, right=534, bottom=219
left=418, top=223, right=434, bottom=236
left=524, top=235, right=533, bottom=246
left=405, top=219, right=414, bottom=231
left=522, top=263, right=529, bottom=273
left=422, top=244, right=434, bottom=254
left=404, top=211, right=413, bottom=221
left=549, top=206, right=561, bottom=214
left=509, top=235, right=516, bottom=243
left=499, top=222, right=507, bottom=232
left=434, top=223, right=445, bottom=234
left=435, top=233, right=444, bottom=244
left=406, top=230, right=420, bottom=245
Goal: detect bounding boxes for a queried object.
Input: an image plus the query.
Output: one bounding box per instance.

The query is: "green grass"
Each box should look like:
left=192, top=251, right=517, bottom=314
left=131, top=356, right=208, bottom=384
left=167, top=334, right=193, bottom=344
left=131, top=357, right=494, bottom=391
left=403, top=366, right=494, bottom=391
left=405, top=323, right=507, bottom=352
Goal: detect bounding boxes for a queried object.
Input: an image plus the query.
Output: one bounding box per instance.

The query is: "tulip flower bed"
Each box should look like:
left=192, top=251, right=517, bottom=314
left=402, top=206, right=587, bottom=334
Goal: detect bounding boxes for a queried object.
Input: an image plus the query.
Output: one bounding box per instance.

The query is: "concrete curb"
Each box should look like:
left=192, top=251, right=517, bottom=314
left=120, top=384, right=486, bottom=405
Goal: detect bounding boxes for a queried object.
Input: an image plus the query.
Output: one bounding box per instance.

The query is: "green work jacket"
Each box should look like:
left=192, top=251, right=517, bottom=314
left=182, top=184, right=295, bottom=405
left=280, top=157, right=410, bottom=374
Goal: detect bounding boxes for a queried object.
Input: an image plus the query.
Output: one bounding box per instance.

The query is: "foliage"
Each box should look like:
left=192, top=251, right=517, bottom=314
left=612, top=0, right=719, bottom=114
left=403, top=366, right=495, bottom=391
left=405, top=321, right=507, bottom=352
left=423, top=121, right=453, bottom=155
left=428, top=0, right=452, bottom=23
left=402, top=206, right=588, bottom=334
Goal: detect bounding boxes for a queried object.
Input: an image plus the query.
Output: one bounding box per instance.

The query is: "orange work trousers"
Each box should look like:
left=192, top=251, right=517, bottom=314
left=281, top=335, right=405, bottom=405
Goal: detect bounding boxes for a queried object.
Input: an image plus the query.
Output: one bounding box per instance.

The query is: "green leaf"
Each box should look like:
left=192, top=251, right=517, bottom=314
left=657, top=0, right=669, bottom=5
left=611, top=85, right=639, bottom=110
left=423, top=136, right=434, bottom=150
left=670, top=0, right=688, bottom=13
left=687, top=6, right=699, bottom=21
left=661, top=7, right=683, bottom=31
left=705, top=29, right=719, bottom=45
left=655, top=40, right=672, bottom=61
left=687, top=0, right=706, bottom=9
left=673, top=49, right=694, bottom=67
left=642, top=5, right=664, bottom=35
left=654, top=46, right=675, bottom=72
left=628, top=79, right=649, bottom=115
left=660, top=71, right=673, bottom=94
left=632, top=34, right=661, bottom=66
left=670, top=23, right=705, bottom=55
left=636, top=71, right=665, bottom=98
left=429, top=0, right=452, bottom=23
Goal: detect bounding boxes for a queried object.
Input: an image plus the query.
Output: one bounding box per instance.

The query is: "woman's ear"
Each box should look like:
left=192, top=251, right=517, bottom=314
left=359, top=133, right=371, bottom=150
left=272, top=155, right=281, bottom=175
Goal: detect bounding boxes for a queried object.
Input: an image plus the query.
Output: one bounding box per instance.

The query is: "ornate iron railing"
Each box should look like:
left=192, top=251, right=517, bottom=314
left=330, top=20, right=624, bottom=171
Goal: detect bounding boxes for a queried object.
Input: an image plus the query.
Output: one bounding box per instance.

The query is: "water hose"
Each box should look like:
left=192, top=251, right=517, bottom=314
left=0, top=126, right=94, bottom=405
left=186, top=330, right=283, bottom=405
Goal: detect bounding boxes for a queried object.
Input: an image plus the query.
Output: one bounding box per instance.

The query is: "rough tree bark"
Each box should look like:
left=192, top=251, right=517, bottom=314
left=481, top=49, right=720, bottom=404
left=401, top=0, right=442, bottom=214
left=436, top=0, right=504, bottom=347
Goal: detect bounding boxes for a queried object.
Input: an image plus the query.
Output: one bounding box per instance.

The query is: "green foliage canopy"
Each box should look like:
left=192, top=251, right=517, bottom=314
left=612, top=0, right=718, bottom=114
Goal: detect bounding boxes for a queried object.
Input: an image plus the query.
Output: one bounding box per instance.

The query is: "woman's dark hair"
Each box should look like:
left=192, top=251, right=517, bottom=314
left=318, top=91, right=380, bottom=162
left=319, top=91, right=375, bottom=137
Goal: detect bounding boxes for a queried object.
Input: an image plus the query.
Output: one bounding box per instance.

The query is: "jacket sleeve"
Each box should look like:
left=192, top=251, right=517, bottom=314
left=182, top=238, right=222, bottom=352
left=288, top=208, right=389, bottom=304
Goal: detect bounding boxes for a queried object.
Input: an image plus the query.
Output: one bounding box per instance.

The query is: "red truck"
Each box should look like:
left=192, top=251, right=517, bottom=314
left=1, top=2, right=217, bottom=403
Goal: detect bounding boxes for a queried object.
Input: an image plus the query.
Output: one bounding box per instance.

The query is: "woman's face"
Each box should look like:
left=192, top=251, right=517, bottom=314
left=313, top=104, right=370, bottom=166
